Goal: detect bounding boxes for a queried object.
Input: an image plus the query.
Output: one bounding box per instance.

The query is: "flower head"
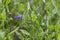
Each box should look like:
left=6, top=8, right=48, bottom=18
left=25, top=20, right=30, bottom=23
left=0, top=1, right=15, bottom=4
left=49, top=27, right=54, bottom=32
left=15, top=16, right=22, bottom=20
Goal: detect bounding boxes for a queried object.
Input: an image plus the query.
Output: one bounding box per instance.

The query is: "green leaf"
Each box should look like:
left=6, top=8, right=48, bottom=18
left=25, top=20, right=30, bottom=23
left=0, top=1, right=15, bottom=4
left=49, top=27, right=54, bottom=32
left=48, top=25, right=54, bottom=31
left=31, top=14, right=37, bottom=22
left=55, top=24, right=60, bottom=32
left=57, top=33, right=60, bottom=40
left=1, top=13, right=6, bottom=20
left=0, top=30, right=5, bottom=40
left=6, top=0, right=11, bottom=5
left=18, top=4, right=26, bottom=12
left=20, top=29, right=30, bottom=36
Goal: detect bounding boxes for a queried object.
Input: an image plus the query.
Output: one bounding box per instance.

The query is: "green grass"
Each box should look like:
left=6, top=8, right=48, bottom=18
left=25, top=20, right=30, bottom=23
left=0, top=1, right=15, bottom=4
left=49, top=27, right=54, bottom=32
left=0, top=0, right=60, bottom=40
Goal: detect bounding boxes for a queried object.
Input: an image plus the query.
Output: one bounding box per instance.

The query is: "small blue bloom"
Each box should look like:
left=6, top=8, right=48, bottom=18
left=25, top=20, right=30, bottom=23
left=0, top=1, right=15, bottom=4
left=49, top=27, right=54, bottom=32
left=15, top=16, right=22, bottom=19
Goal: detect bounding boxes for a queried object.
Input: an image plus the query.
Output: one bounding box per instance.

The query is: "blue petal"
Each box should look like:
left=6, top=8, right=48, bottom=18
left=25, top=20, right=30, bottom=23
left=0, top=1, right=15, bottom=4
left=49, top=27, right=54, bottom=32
left=15, top=16, right=22, bottom=19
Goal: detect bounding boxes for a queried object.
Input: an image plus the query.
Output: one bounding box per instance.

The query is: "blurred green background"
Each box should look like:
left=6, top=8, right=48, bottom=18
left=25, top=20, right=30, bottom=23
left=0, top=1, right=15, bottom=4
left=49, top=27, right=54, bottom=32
left=0, top=0, right=60, bottom=40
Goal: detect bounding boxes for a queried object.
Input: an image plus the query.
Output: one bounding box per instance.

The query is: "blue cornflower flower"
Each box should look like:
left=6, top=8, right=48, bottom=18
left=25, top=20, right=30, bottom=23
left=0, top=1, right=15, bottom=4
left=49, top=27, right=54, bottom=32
left=15, top=16, right=22, bottom=19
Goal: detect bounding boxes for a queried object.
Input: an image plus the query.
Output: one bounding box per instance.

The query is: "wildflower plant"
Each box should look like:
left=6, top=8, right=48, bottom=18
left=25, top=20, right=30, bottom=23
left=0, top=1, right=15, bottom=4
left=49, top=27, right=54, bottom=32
left=0, top=0, right=60, bottom=40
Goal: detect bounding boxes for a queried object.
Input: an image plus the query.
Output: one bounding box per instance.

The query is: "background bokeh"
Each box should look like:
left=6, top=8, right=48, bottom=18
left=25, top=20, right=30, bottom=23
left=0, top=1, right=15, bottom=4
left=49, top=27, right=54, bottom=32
left=0, top=0, right=60, bottom=40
